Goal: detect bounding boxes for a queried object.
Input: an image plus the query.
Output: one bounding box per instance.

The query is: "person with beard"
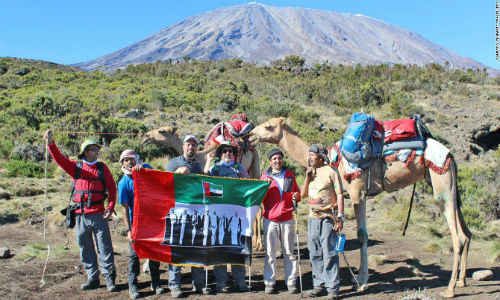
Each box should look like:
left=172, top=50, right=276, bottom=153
left=165, top=135, right=209, bottom=296
left=118, top=149, right=164, bottom=299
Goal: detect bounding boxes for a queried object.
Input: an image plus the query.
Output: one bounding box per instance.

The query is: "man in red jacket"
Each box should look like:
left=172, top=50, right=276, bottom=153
left=260, top=149, right=300, bottom=294
left=44, top=129, right=118, bottom=293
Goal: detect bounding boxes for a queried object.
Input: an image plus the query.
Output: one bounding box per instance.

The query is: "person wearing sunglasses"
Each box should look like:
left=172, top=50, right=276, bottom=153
left=301, top=144, right=344, bottom=300
left=206, top=140, right=249, bottom=293
left=43, top=129, right=118, bottom=293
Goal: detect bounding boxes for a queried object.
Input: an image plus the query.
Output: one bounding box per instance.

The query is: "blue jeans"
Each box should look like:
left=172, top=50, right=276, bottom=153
left=168, top=265, right=206, bottom=289
left=75, top=213, right=115, bottom=281
left=307, top=217, right=340, bottom=292
left=214, top=265, right=246, bottom=289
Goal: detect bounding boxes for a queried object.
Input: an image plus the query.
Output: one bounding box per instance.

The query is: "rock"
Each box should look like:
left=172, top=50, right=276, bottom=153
left=0, top=247, right=11, bottom=258
left=11, top=144, right=45, bottom=162
left=472, top=269, right=494, bottom=281
left=119, top=109, right=144, bottom=119
left=210, top=118, right=220, bottom=124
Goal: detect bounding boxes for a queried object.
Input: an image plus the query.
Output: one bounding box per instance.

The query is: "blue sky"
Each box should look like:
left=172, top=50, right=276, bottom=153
left=1, top=0, right=498, bottom=69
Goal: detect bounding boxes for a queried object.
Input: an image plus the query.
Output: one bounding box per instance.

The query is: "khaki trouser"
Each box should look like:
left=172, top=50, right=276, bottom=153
left=263, top=218, right=297, bottom=286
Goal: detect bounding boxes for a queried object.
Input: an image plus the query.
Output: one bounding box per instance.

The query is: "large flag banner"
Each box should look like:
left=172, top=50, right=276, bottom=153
left=131, top=169, right=269, bottom=267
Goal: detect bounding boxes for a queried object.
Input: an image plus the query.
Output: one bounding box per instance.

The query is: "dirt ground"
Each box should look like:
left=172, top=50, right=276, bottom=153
left=1, top=208, right=499, bottom=300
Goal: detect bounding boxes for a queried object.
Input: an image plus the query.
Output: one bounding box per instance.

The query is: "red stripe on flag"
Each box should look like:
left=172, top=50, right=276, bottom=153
left=203, top=181, right=211, bottom=197
left=132, top=170, right=175, bottom=263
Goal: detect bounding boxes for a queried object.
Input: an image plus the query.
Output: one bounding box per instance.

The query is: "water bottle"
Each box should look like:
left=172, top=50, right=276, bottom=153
left=335, top=233, right=345, bottom=253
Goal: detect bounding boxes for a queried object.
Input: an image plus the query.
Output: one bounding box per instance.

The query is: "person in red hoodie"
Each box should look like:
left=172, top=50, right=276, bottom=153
left=259, top=149, right=300, bottom=294
left=43, top=129, right=117, bottom=293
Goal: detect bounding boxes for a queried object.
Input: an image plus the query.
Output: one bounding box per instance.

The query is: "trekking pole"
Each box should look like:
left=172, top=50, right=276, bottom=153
left=332, top=215, right=361, bottom=291
left=294, top=212, right=303, bottom=297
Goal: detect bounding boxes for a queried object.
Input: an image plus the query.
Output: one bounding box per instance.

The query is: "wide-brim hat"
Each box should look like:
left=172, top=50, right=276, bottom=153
left=215, top=140, right=238, bottom=158
left=309, top=143, right=329, bottom=164
left=77, top=138, right=100, bottom=159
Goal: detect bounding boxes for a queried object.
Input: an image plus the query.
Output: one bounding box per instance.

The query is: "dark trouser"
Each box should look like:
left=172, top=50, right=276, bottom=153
left=75, top=213, right=115, bottom=281
left=128, top=243, right=160, bottom=288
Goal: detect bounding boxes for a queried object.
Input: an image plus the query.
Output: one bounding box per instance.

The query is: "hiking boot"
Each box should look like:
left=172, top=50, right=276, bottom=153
left=307, top=287, right=326, bottom=297
left=105, top=275, right=118, bottom=292
left=264, top=285, right=276, bottom=294
left=81, top=278, right=100, bottom=290
left=129, top=284, right=140, bottom=299
left=170, top=287, right=183, bottom=298
left=327, top=291, right=340, bottom=300
left=151, top=285, right=164, bottom=295
left=287, top=284, right=298, bottom=294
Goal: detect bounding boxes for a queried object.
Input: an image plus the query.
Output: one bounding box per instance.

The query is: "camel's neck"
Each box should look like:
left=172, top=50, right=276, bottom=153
left=279, top=126, right=309, bottom=167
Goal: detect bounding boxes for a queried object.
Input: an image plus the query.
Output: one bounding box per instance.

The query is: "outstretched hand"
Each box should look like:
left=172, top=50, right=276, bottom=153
left=43, top=129, right=53, bottom=145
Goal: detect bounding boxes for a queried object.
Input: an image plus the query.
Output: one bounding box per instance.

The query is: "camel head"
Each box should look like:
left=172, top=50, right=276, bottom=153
left=249, top=117, right=285, bottom=145
left=142, top=126, right=183, bottom=156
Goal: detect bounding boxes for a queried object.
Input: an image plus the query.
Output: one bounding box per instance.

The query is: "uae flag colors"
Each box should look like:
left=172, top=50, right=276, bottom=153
left=131, top=169, right=269, bottom=267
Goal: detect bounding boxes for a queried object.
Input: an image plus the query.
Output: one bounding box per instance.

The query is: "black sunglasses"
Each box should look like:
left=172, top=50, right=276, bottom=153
left=222, top=149, right=234, bottom=154
left=87, top=147, right=100, bottom=152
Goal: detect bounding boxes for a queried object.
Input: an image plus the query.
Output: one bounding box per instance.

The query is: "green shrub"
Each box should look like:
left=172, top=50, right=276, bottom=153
left=461, top=205, right=484, bottom=231
left=6, top=160, right=53, bottom=178
left=0, top=140, right=14, bottom=159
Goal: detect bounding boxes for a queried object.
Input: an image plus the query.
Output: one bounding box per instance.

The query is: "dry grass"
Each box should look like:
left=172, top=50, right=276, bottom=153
left=368, top=254, right=387, bottom=266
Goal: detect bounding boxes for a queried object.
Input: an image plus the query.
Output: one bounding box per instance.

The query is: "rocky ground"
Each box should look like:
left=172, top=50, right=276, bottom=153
left=0, top=196, right=499, bottom=300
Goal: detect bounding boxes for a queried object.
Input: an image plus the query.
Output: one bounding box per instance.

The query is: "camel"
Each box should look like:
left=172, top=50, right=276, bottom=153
left=249, top=117, right=471, bottom=298
left=142, top=126, right=264, bottom=251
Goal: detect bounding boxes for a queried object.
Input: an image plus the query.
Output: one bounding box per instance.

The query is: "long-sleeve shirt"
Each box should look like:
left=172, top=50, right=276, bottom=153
left=48, top=141, right=116, bottom=214
left=259, top=167, right=300, bottom=222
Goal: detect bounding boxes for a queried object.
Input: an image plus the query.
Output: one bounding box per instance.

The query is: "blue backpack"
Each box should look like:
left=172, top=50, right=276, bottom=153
left=340, top=112, right=376, bottom=164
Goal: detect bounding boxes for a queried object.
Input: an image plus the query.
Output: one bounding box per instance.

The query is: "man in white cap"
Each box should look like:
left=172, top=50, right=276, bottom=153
left=165, top=135, right=208, bottom=296
left=118, top=149, right=164, bottom=299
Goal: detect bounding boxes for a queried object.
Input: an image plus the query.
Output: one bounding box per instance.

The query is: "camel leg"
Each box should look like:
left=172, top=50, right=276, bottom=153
left=350, top=176, right=369, bottom=290
left=430, top=161, right=470, bottom=298
left=252, top=206, right=264, bottom=251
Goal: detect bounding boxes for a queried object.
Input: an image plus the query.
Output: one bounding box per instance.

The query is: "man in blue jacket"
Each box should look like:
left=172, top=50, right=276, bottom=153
left=118, top=149, right=164, bottom=299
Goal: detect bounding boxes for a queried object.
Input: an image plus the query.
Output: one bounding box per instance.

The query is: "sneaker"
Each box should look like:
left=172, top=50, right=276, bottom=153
left=327, top=291, right=340, bottom=300
left=265, top=285, right=276, bottom=294
left=81, top=278, right=100, bottom=290
left=287, top=284, right=298, bottom=294
left=307, top=287, right=326, bottom=297
left=105, top=275, right=118, bottom=292
left=129, top=284, right=140, bottom=299
left=216, top=286, right=231, bottom=293
left=170, top=287, right=183, bottom=298
left=193, top=286, right=212, bottom=295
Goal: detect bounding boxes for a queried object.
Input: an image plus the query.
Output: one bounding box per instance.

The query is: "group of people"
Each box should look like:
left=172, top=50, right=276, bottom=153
left=43, top=127, right=345, bottom=300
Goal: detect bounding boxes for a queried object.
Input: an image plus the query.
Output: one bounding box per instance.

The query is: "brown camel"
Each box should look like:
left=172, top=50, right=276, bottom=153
left=249, top=117, right=471, bottom=298
left=142, top=126, right=264, bottom=251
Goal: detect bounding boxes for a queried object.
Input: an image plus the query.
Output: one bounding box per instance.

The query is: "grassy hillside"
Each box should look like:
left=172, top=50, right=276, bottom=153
left=1, top=56, right=499, bottom=255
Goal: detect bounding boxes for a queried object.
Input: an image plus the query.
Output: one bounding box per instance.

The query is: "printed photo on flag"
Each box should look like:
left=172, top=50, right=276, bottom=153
left=132, top=169, right=269, bottom=267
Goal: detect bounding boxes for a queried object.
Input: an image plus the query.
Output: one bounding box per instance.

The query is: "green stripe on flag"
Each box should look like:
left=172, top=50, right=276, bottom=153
left=174, top=173, right=269, bottom=207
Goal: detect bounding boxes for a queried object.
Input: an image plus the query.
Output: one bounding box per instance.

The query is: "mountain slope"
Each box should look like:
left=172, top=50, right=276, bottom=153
left=75, top=3, right=493, bottom=73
